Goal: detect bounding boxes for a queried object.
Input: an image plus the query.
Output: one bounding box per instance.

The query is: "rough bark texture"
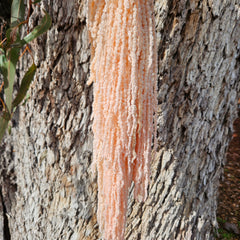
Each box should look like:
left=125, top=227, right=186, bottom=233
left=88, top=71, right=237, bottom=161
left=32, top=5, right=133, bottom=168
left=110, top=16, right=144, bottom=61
left=0, top=0, right=240, bottom=239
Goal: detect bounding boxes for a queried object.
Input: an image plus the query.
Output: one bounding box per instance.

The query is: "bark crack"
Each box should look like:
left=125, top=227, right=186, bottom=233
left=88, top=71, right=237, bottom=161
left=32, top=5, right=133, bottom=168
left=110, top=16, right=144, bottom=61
left=0, top=188, right=11, bottom=240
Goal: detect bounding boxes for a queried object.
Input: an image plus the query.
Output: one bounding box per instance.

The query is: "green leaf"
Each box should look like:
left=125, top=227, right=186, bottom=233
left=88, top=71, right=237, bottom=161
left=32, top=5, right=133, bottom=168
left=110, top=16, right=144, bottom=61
left=19, top=11, right=52, bottom=47
left=4, top=46, right=20, bottom=113
left=11, top=0, right=25, bottom=27
left=8, top=124, right=12, bottom=135
left=0, top=49, right=8, bottom=88
left=3, top=28, right=13, bottom=51
left=32, top=0, right=42, bottom=4
left=0, top=112, right=11, bottom=142
left=22, top=93, right=30, bottom=106
left=12, top=63, right=36, bottom=109
left=0, top=117, right=8, bottom=142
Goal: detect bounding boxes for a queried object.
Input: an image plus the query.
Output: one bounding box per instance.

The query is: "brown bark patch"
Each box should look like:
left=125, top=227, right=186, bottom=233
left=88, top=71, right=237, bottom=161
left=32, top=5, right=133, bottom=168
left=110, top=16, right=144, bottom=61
left=217, top=117, right=240, bottom=239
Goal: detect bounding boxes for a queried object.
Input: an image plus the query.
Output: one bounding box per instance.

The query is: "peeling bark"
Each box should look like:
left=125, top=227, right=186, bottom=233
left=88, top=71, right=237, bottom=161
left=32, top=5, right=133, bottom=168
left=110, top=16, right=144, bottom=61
left=0, top=0, right=240, bottom=239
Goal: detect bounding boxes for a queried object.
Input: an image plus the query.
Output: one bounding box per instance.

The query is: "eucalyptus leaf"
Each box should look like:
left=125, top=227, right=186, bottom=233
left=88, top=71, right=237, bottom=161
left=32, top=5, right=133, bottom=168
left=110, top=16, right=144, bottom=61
left=8, top=124, right=12, bottom=134
left=0, top=0, right=51, bottom=143
left=4, top=46, right=20, bottom=113
left=0, top=49, right=8, bottom=87
left=20, top=11, right=52, bottom=46
left=0, top=117, right=8, bottom=142
left=11, top=0, right=25, bottom=27
left=0, top=112, right=11, bottom=142
left=12, top=63, right=36, bottom=109
left=22, top=93, right=30, bottom=106
left=4, top=28, right=13, bottom=50
left=32, top=0, right=42, bottom=4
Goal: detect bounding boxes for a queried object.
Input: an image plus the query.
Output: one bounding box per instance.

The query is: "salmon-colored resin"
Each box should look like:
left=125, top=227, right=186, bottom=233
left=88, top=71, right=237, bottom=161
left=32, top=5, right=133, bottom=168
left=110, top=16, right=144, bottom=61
left=88, top=1, right=157, bottom=239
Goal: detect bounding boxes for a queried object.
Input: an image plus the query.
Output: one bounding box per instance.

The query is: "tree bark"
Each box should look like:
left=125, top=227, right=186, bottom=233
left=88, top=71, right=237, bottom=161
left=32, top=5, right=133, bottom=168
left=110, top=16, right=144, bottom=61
left=1, top=0, right=240, bottom=239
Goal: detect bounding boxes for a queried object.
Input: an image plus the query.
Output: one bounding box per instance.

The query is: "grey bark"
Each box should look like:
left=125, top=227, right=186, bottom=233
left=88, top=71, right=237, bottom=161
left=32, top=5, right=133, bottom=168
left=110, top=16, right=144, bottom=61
left=1, top=0, right=240, bottom=239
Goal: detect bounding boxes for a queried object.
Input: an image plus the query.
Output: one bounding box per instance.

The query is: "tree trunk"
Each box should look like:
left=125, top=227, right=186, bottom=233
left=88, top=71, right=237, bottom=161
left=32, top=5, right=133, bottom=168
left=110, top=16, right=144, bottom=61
left=1, top=0, right=240, bottom=239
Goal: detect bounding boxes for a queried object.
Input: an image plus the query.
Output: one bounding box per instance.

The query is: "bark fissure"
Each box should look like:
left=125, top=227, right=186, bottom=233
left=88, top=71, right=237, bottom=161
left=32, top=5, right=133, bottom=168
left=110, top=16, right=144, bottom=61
left=1, top=0, right=240, bottom=239
left=0, top=188, right=11, bottom=240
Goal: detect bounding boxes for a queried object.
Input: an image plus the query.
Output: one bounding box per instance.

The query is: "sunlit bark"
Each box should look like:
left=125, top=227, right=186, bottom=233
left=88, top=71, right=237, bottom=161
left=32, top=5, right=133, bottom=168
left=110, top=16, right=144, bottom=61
left=0, top=0, right=240, bottom=239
